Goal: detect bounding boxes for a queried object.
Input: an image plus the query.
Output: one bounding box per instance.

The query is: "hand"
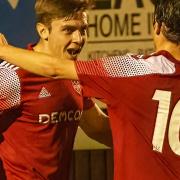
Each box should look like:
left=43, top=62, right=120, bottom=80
left=0, top=33, right=8, bottom=46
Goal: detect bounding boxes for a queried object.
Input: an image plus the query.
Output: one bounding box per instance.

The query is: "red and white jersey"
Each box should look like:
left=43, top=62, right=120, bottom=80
left=76, top=51, right=180, bottom=180
left=0, top=59, right=93, bottom=180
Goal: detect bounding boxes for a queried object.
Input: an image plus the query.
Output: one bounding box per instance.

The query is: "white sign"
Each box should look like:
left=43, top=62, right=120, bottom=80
left=80, top=0, right=154, bottom=59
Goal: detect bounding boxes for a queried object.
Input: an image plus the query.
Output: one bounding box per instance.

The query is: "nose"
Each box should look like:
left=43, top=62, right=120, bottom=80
left=72, top=30, right=84, bottom=44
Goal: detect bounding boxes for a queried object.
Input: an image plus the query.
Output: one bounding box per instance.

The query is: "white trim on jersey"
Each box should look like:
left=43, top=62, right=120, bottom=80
left=0, top=61, right=21, bottom=110
left=102, top=54, right=175, bottom=77
left=0, top=61, right=19, bottom=71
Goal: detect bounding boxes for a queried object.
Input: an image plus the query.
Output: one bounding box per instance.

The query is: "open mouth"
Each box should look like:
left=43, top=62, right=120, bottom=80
left=67, top=48, right=81, bottom=56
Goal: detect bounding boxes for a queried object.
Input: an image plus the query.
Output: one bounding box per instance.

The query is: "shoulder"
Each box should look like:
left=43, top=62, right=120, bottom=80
left=0, top=61, right=19, bottom=71
left=76, top=52, right=175, bottom=79
left=0, top=61, right=21, bottom=94
left=0, top=60, right=35, bottom=78
left=0, top=62, right=21, bottom=110
left=77, top=54, right=143, bottom=77
left=101, top=53, right=175, bottom=77
left=0, top=60, right=20, bottom=80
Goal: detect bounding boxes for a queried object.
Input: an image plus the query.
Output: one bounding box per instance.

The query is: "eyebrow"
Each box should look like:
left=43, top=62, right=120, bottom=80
left=61, top=24, right=88, bottom=29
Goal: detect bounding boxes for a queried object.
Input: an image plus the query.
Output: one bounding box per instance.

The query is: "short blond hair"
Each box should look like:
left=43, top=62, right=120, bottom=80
left=35, top=0, right=90, bottom=27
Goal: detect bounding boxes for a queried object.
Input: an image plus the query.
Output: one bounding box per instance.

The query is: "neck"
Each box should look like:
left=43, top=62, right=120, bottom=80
left=156, top=43, right=180, bottom=60
left=155, top=35, right=180, bottom=60
left=33, top=39, right=51, bottom=54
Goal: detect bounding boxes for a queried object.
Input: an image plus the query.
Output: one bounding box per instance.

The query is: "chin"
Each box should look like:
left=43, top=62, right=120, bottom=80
left=69, top=55, right=78, bottom=61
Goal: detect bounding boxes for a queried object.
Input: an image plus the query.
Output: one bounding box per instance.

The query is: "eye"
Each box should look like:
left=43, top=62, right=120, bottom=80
left=80, top=28, right=87, bottom=36
left=63, top=28, right=74, bottom=34
left=80, top=27, right=88, bottom=36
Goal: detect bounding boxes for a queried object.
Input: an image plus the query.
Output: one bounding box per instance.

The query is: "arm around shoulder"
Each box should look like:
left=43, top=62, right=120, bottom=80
left=0, top=44, right=78, bottom=80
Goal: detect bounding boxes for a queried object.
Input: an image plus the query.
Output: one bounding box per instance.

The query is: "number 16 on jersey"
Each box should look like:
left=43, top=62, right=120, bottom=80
left=152, top=90, right=180, bottom=155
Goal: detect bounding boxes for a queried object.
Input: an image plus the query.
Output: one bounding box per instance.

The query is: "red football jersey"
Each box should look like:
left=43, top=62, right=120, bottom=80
left=0, top=60, right=93, bottom=180
left=76, top=51, right=180, bottom=180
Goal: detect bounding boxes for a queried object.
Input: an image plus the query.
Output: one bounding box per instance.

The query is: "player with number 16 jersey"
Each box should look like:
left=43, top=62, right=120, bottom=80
left=75, top=50, right=180, bottom=180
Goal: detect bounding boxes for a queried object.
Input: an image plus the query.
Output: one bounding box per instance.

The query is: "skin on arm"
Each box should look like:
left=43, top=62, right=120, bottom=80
left=79, top=104, right=112, bottom=147
left=0, top=34, right=77, bottom=79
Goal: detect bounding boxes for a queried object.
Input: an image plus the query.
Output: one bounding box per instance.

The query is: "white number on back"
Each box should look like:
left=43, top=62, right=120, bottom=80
left=152, top=90, right=180, bottom=155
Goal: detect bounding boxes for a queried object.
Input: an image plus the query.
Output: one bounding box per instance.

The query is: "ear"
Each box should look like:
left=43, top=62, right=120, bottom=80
left=154, top=22, right=161, bottom=35
left=36, top=23, right=49, bottom=41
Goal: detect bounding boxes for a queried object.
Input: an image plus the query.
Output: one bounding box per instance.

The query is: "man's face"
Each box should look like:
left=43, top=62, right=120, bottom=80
left=47, top=11, right=88, bottom=60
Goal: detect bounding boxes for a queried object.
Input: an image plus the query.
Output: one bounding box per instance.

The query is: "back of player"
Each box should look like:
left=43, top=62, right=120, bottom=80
left=75, top=51, right=180, bottom=180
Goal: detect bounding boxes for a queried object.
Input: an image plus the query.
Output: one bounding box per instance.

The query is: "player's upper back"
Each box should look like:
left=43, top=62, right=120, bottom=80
left=76, top=50, right=180, bottom=179
left=107, top=51, right=180, bottom=179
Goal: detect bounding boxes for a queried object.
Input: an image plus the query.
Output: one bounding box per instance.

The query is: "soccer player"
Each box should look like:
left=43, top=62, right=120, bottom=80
left=0, top=0, right=180, bottom=179
left=0, top=0, right=112, bottom=179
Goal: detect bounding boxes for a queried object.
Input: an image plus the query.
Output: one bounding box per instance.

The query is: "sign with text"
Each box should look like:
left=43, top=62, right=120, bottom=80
left=80, top=0, right=155, bottom=59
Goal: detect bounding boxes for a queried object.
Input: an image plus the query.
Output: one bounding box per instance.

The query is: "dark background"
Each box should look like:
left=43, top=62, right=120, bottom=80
left=0, top=0, right=38, bottom=48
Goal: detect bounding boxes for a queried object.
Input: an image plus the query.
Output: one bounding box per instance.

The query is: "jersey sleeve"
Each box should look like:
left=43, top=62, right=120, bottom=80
left=75, top=57, right=119, bottom=104
left=75, top=53, right=169, bottom=104
left=0, top=67, right=21, bottom=111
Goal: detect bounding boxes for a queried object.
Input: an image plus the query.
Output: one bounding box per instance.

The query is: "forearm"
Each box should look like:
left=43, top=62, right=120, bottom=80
left=80, top=105, right=113, bottom=147
left=0, top=44, right=55, bottom=76
left=0, top=44, right=78, bottom=79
